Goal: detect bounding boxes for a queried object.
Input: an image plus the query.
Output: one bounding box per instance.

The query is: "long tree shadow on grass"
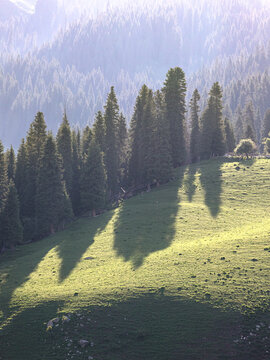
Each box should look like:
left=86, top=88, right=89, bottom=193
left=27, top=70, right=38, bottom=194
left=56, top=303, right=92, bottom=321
left=199, top=158, right=224, bottom=218
left=0, top=294, right=251, bottom=360
left=184, top=164, right=198, bottom=202
left=113, top=168, right=185, bottom=269
left=0, top=236, right=57, bottom=328
left=56, top=211, right=114, bottom=282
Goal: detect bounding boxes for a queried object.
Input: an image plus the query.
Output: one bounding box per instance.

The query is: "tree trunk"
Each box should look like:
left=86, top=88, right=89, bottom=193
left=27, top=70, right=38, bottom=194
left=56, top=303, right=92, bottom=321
left=92, top=208, right=96, bottom=217
left=50, top=224, right=55, bottom=234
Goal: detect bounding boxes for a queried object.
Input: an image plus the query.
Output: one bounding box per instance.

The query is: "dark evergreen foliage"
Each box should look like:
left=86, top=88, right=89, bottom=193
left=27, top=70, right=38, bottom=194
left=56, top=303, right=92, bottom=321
left=1, top=181, right=23, bottom=249
left=93, top=111, right=105, bottom=153
left=6, top=146, right=15, bottom=181
left=80, top=140, right=106, bottom=217
left=189, top=89, right=201, bottom=163
left=103, top=86, right=119, bottom=195
left=35, top=134, right=73, bottom=238
left=57, top=112, right=73, bottom=195
left=163, top=67, right=187, bottom=167
left=224, top=118, right=236, bottom=153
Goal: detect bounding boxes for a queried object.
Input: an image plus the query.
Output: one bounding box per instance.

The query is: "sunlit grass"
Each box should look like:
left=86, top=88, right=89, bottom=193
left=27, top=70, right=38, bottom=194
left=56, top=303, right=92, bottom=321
left=0, top=158, right=270, bottom=359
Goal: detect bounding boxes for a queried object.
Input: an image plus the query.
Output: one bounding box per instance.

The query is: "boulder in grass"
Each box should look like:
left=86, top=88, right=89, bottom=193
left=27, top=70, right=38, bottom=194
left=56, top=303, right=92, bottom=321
left=79, top=339, right=89, bottom=348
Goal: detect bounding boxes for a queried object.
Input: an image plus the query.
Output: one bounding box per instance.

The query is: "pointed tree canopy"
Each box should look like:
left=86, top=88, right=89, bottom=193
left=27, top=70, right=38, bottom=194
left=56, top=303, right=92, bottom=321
left=93, top=111, right=105, bottom=152
left=35, top=133, right=73, bottom=238
left=15, top=138, right=28, bottom=216
left=57, top=112, right=73, bottom=194
left=6, top=146, right=16, bottom=182
left=104, top=86, right=119, bottom=195
left=163, top=67, right=187, bottom=167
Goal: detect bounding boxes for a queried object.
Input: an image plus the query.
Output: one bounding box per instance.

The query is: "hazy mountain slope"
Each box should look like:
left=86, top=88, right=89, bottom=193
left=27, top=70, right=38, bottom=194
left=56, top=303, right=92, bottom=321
left=1, top=0, right=270, bottom=147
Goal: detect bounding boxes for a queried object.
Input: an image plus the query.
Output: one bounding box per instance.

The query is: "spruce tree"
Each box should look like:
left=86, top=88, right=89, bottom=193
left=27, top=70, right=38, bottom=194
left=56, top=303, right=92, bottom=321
left=82, top=126, right=92, bottom=157
left=200, top=83, right=226, bottom=159
left=210, top=83, right=226, bottom=156
left=35, top=134, right=73, bottom=238
left=104, top=86, right=119, bottom=195
left=235, top=108, right=244, bottom=143
left=142, top=89, right=156, bottom=188
left=25, top=112, right=47, bottom=219
left=244, top=101, right=257, bottom=143
left=93, top=111, right=105, bottom=152
left=6, top=146, right=16, bottom=181
left=245, top=124, right=256, bottom=142
left=224, top=118, right=236, bottom=153
left=116, top=112, right=128, bottom=185
left=189, top=89, right=201, bottom=163
left=71, top=130, right=81, bottom=215
left=1, top=181, right=23, bottom=249
left=129, top=84, right=149, bottom=185
left=80, top=140, right=106, bottom=217
left=0, top=140, right=8, bottom=214
left=15, top=139, right=28, bottom=217
left=163, top=67, right=187, bottom=167
left=57, top=112, right=73, bottom=195
left=152, top=90, right=173, bottom=185
left=262, top=109, right=270, bottom=139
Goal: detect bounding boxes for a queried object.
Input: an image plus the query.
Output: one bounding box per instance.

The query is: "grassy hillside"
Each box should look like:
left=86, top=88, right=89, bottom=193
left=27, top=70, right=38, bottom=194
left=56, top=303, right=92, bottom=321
left=0, top=158, right=270, bottom=360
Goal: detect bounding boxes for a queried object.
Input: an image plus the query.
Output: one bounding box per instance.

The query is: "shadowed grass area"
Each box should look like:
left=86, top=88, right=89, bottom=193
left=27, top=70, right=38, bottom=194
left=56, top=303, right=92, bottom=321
left=0, top=158, right=270, bottom=359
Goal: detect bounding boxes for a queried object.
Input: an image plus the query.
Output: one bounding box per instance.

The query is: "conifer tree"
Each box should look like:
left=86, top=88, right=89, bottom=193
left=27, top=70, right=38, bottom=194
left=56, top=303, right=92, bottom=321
left=104, top=86, right=119, bottom=195
left=82, top=126, right=92, bottom=157
left=224, top=118, right=236, bottom=152
left=129, top=84, right=149, bottom=185
left=245, top=124, right=256, bottom=142
left=0, top=140, right=8, bottom=215
left=163, top=67, right=187, bottom=167
left=262, top=109, right=270, bottom=139
left=6, top=146, right=16, bottom=181
left=93, top=111, right=105, bottom=152
left=35, top=134, right=73, bottom=238
left=210, top=83, right=226, bottom=156
left=142, top=89, right=156, bottom=188
left=200, top=82, right=226, bottom=159
left=189, top=89, right=201, bottom=163
left=0, top=140, right=8, bottom=250
left=80, top=140, right=106, bottom=217
left=152, top=90, right=173, bottom=185
left=116, top=112, right=128, bottom=184
left=15, top=139, right=28, bottom=217
left=25, top=112, right=47, bottom=219
left=71, top=130, right=81, bottom=215
left=57, top=112, right=73, bottom=195
left=1, top=181, right=23, bottom=249
left=235, top=108, right=244, bottom=143
left=244, top=101, right=257, bottom=143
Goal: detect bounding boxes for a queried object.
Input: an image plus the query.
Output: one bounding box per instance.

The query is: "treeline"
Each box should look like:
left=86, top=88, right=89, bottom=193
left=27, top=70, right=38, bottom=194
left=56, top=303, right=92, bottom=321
left=1, top=66, right=270, bottom=251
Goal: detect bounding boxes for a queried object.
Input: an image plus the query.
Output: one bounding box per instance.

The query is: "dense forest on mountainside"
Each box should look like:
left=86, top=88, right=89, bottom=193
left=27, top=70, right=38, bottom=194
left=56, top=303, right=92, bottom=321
left=1, top=0, right=270, bottom=146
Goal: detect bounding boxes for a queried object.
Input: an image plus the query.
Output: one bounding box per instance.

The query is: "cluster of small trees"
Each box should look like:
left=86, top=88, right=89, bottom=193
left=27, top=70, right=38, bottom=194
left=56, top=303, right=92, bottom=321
left=1, top=66, right=270, bottom=251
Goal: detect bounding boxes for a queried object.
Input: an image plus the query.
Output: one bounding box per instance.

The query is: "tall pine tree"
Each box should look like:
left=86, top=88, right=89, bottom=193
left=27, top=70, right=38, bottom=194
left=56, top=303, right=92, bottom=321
left=35, top=134, right=73, bottom=238
left=129, top=84, right=149, bottom=186
left=163, top=67, right=187, bottom=167
left=71, top=130, right=81, bottom=215
left=57, top=112, right=73, bottom=195
left=224, top=118, right=236, bottom=152
left=25, top=112, right=47, bottom=219
left=6, top=146, right=16, bottom=181
left=104, top=86, right=119, bottom=196
left=15, top=139, right=28, bottom=217
left=189, top=89, right=201, bottom=163
left=0, top=140, right=8, bottom=251
left=1, top=181, right=23, bottom=249
left=80, top=140, right=106, bottom=217
left=93, top=111, right=105, bottom=153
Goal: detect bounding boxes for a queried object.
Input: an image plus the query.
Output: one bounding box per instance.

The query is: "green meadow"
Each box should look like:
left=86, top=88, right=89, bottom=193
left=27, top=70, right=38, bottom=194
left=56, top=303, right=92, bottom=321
left=0, top=158, right=270, bottom=360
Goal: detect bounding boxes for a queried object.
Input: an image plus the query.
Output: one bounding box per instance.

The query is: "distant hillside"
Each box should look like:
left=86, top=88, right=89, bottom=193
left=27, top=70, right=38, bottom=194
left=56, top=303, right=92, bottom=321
left=1, top=0, right=270, bottom=146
